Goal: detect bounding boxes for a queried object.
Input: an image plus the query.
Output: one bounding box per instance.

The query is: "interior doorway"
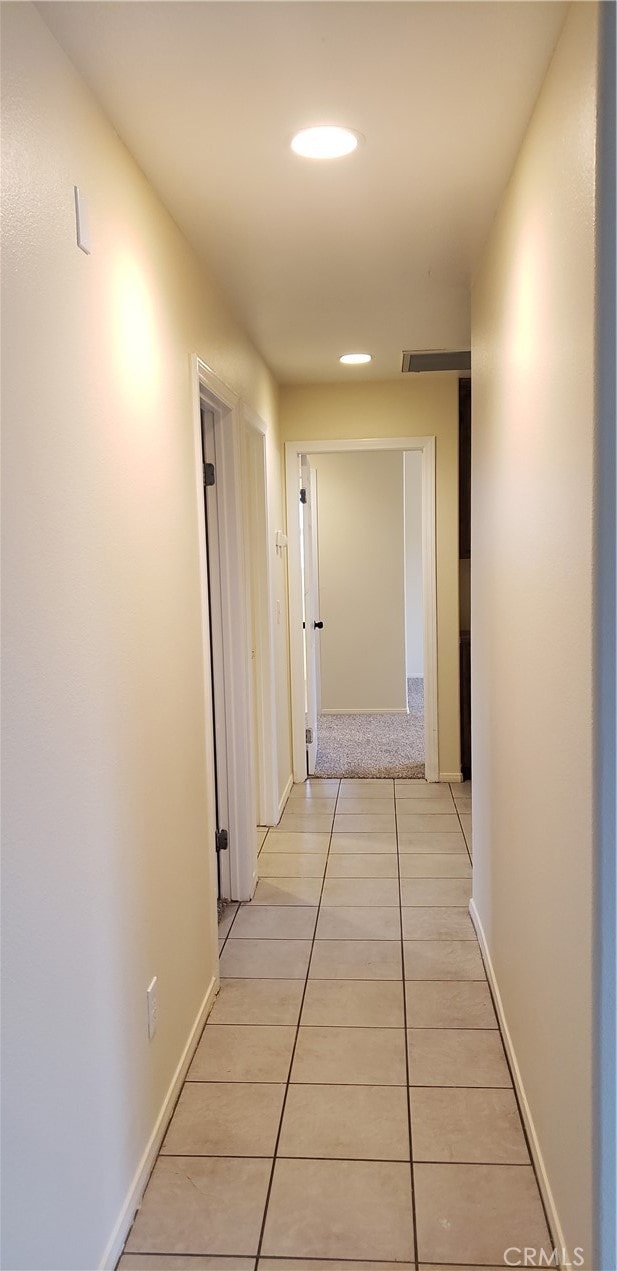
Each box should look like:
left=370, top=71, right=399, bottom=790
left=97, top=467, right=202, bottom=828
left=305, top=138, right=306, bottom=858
left=193, top=358, right=277, bottom=904
left=286, top=436, right=438, bottom=783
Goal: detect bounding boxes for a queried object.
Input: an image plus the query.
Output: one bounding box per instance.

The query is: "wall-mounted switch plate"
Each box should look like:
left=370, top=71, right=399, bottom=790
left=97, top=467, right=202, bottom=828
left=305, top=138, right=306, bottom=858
left=146, top=976, right=159, bottom=1040
left=74, top=186, right=92, bottom=254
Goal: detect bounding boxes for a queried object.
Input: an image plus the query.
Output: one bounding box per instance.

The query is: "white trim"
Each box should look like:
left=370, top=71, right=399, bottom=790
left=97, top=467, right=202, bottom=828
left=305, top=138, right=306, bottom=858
left=192, top=356, right=258, bottom=901
left=99, top=974, right=218, bottom=1271
left=469, top=899, right=568, bottom=1266
left=189, top=359, right=224, bottom=924
left=285, top=436, right=439, bottom=783
left=241, top=404, right=279, bottom=827
left=277, top=772, right=294, bottom=822
left=441, top=771, right=463, bottom=782
left=321, top=707, right=410, bottom=715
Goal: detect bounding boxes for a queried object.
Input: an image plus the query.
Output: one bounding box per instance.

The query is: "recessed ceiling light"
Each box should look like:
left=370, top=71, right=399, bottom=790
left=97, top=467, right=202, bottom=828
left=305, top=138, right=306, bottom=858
left=291, top=125, right=361, bottom=160
left=340, top=352, right=372, bottom=365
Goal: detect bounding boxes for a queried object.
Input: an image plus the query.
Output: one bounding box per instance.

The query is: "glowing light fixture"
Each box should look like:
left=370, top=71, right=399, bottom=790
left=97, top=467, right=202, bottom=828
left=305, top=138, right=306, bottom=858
left=339, top=352, right=372, bottom=365
left=291, top=125, right=360, bottom=159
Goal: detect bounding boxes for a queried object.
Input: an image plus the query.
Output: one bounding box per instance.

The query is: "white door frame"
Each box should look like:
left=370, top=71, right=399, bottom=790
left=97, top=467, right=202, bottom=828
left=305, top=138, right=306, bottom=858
left=241, top=403, right=280, bottom=828
left=285, top=436, right=439, bottom=783
left=191, top=355, right=276, bottom=901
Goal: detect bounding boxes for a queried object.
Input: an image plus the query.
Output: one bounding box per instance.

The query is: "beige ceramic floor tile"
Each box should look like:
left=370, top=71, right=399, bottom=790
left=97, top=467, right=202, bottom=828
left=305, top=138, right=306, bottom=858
left=231, top=906, right=317, bottom=940
left=218, top=903, right=239, bottom=939
left=460, top=813, right=472, bottom=845
left=125, top=1157, right=271, bottom=1255
left=264, top=832, right=330, bottom=854
left=258, top=853, right=326, bottom=878
left=411, top=1087, right=528, bottom=1163
left=401, top=878, right=472, bottom=907
left=408, top=1028, right=510, bottom=1087
left=277, top=814, right=333, bottom=833
left=189, top=1024, right=296, bottom=1082
left=400, top=854, right=471, bottom=878
left=396, top=799, right=455, bottom=815
left=310, top=939, right=402, bottom=981
left=337, top=798, right=394, bottom=814
left=278, top=1083, right=410, bottom=1160
left=288, top=779, right=340, bottom=798
left=281, top=797, right=337, bottom=812
left=321, top=878, right=400, bottom=907
left=316, top=905, right=401, bottom=941
left=210, top=979, right=304, bottom=1025
left=252, top=878, right=323, bottom=906
left=419, top=1266, right=503, bottom=1271
left=301, top=980, right=404, bottom=1028
left=340, top=779, right=394, bottom=796
left=274, top=808, right=330, bottom=828
left=261, top=1158, right=415, bottom=1261
left=402, top=907, right=475, bottom=941
left=119, top=1257, right=253, bottom=1270
left=406, top=981, right=497, bottom=1028
left=162, top=1082, right=285, bottom=1156
left=404, top=940, right=485, bottom=980
left=260, top=1262, right=413, bottom=1271
left=414, top=1162, right=551, bottom=1265
left=395, top=782, right=453, bottom=800
left=327, top=853, right=398, bottom=878
left=330, top=833, right=397, bottom=853
left=396, top=813, right=460, bottom=833
left=291, top=1025, right=406, bottom=1085
left=257, top=828, right=268, bottom=850
left=334, top=814, right=396, bottom=834
left=398, top=832, right=467, bottom=854
left=220, top=939, right=311, bottom=979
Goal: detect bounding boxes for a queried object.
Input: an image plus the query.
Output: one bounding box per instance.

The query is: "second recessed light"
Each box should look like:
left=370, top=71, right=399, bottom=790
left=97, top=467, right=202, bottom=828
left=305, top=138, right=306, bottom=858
left=340, top=353, right=372, bottom=365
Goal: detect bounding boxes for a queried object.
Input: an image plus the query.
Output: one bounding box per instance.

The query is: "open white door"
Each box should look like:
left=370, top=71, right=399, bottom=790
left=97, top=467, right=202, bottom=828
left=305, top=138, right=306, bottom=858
left=300, top=456, right=319, bottom=774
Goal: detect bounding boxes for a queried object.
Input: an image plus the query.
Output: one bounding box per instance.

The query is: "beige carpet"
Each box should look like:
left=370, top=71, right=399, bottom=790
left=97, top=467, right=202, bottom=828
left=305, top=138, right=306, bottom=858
left=314, top=678, right=425, bottom=779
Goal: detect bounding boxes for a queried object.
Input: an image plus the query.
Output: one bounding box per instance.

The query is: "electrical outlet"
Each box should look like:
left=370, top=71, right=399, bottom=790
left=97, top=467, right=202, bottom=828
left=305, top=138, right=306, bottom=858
left=146, top=976, right=159, bottom=1040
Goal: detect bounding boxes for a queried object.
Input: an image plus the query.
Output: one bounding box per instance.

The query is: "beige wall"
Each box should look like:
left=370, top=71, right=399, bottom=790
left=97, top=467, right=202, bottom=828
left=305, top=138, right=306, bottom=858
left=311, top=450, right=407, bottom=712
left=471, top=3, right=598, bottom=1263
left=280, top=379, right=461, bottom=778
left=404, top=450, right=424, bottom=678
left=1, top=5, right=290, bottom=1268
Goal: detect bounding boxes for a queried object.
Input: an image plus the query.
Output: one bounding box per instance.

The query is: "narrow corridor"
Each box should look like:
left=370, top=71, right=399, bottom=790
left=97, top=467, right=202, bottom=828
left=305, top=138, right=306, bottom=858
left=121, top=779, right=552, bottom=1268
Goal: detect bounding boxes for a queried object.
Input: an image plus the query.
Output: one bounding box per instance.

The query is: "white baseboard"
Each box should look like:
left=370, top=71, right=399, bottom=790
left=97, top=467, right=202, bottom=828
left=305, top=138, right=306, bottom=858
left=276, top=772, right=294, bottom=823
left=99, top=973, right=219, bottom=1270
left=441, top=771, right=463, bottom=782
left=320, top=707, right=409, bottom=715
left=469, top=899, right=569, bottom=1266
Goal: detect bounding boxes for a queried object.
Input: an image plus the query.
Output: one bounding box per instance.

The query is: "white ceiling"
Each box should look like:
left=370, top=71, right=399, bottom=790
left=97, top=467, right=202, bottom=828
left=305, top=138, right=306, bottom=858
left=41, top=1, right=566, bottom=383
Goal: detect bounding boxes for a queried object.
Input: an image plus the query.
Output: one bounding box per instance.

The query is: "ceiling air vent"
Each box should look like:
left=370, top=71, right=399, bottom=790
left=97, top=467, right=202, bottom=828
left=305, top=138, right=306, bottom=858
left=402, top=350, right=471, bottom=373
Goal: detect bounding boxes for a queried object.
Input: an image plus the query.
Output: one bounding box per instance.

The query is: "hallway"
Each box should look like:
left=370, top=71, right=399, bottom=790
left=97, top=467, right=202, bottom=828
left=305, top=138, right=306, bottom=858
left=120, top=779, right=550, bottom=1267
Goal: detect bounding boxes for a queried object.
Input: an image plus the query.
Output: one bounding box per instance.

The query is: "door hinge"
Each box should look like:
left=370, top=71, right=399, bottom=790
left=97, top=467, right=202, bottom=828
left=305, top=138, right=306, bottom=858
left=300, top=488, right=307, bottom=504
left=305, top=727, right=313, bottom=745
left=203, top=461, right=216, bottom=488
left=215, top=827, right=229, bottom=854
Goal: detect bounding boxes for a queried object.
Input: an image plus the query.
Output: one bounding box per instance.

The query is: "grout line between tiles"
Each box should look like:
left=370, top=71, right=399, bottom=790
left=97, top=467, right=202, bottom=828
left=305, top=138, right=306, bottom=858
left=395, top=791, right=420, bottom=1271
left=450, top=785, right=473, bottom=866
left=157, top=1152, right=532, bottom=1166
left=252, top=776, right=342, bottom=1261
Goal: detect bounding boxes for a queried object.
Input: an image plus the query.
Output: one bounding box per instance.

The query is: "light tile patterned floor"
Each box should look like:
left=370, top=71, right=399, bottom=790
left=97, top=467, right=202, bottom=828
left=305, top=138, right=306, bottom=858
left=121, top=779, right=553, bottom=1270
